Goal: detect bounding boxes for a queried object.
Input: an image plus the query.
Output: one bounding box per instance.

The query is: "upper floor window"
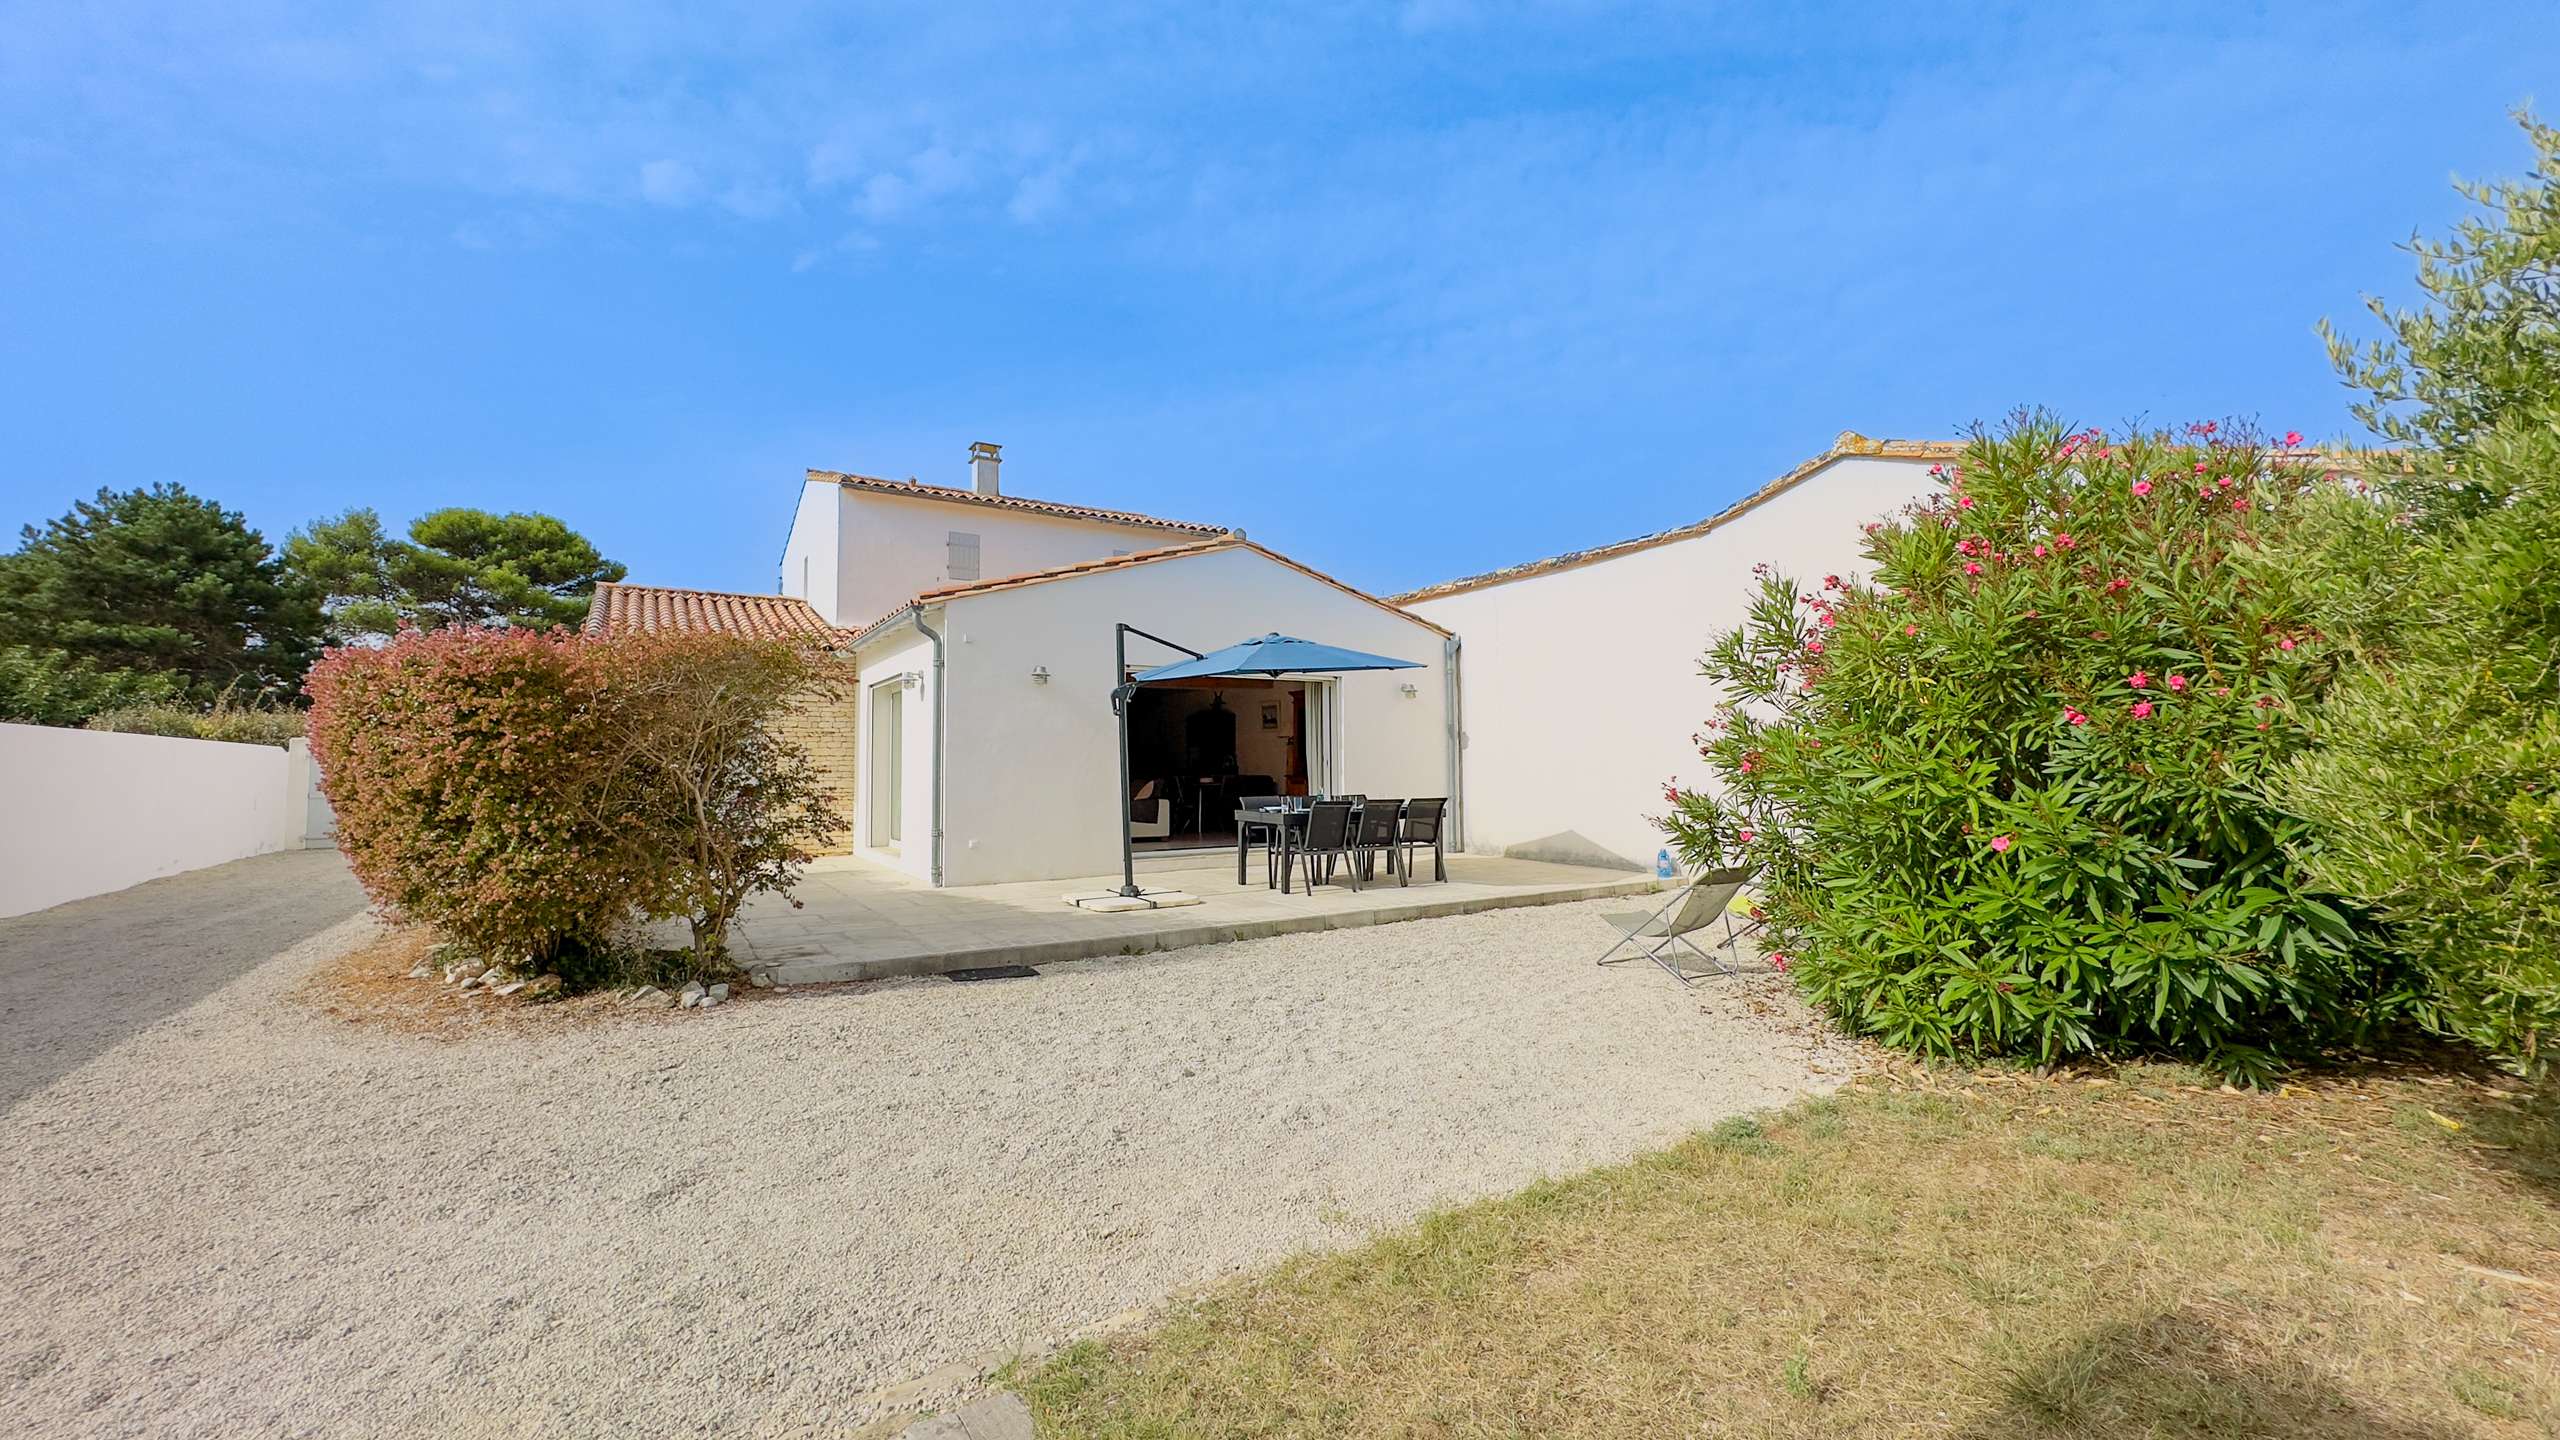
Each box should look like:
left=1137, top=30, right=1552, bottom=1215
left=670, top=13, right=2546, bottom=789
left=946, top=531, right=981, bottom=581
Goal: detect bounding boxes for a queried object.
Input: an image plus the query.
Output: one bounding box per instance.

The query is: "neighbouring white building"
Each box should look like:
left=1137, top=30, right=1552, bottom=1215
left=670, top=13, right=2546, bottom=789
left=1394, top=432, right=1960, bottom=871
left=594, top=430, right=1954, bottom=886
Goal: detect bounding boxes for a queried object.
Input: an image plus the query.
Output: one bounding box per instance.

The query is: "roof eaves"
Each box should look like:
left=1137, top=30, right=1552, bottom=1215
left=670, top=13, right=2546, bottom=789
left=808, top=468, right=1228, bottom=536
left=1388, top=432, right=1964, bottom=605
left=850, top=533, right=1453, bottom=643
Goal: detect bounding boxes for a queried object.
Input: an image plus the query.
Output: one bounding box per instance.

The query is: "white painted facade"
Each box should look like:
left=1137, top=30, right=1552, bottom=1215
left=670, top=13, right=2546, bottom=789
left=853, top=543, right=1453, bottom=887
left=1405, top=448, right=1946, bottom=871
left=779, top=475, right=1220, bottom=632
left=0, top=726, right=333, bottom=917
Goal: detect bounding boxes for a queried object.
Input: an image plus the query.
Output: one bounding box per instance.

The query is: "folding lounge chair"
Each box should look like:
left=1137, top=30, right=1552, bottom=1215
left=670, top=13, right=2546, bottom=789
left=1595, top=866, right=1752, bottom=985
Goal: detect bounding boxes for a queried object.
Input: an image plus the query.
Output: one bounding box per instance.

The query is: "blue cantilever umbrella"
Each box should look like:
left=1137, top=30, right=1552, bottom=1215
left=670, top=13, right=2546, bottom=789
left=1137, top=632, right=1423, bottom=683
left=1107, top=627, right=1425, bottom=897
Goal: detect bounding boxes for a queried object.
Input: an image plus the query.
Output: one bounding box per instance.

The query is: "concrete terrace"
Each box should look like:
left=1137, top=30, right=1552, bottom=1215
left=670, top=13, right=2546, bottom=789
left=735, top=852, right=1667, bottom=984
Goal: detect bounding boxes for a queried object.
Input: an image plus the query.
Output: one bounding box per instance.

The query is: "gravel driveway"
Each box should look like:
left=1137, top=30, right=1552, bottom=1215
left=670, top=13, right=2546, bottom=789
left=3, top=857, right=1857, bottom=1437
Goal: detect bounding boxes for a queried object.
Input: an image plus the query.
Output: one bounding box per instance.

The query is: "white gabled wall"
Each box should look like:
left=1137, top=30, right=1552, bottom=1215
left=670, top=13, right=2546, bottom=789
left=933, top=546, right=1451, bottom=886
left=1408, top=454, right=1941, bottom=870
left=853, top=627, right=939, bottom=883
left=777, top=480, right=845, bottom=624
left=833, top=490, right=1214, bottom=633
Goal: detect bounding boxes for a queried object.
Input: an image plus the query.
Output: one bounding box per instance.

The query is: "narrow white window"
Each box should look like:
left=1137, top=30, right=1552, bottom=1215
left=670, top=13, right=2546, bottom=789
left=946, top=531, right=981, bottom=581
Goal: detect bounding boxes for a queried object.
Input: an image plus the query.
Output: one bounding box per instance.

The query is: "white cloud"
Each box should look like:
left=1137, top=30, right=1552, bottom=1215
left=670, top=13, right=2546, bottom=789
left=1007, top=166, right=1068, bottom=223
left=856, top=172, right=912, bottom=221
left=637, top=157, right=701, bottom=207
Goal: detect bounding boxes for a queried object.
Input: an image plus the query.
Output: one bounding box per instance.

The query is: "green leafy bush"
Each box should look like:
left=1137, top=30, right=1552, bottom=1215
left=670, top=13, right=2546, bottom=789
left=85, top=694, right=306, bottom=747
left=306, top=626, right=840, bottom=986
left=0, top=646, right=185, bottom=726
left=1661, top=414, right=2404, bottom=1081
left=2284, top=114, right=2560, bottom=1074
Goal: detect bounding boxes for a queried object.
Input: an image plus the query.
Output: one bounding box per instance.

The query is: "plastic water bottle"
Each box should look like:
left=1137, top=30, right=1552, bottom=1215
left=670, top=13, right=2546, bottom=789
left=1655, top=849, right=1676, bottom=879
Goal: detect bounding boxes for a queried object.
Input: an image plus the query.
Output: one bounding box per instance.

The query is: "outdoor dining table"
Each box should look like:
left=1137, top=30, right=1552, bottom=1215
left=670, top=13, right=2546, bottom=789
left=1236, top=801, right=1406, bottom=894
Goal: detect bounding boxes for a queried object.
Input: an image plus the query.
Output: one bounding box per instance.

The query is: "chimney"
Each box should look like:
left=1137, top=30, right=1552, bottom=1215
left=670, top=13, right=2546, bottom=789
left=967, top=441, right=1002, bottom=496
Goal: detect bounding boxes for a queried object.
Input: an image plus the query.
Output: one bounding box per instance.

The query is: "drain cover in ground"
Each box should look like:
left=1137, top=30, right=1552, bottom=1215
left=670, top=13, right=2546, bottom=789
left=944, top=965, right=1039, bottom=982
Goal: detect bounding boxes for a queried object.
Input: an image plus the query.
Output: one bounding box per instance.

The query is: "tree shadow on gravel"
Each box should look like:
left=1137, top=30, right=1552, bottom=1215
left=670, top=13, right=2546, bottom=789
left=0, top=849, right=367, bottom=1116
left=1955, top=1309, right=2473, bottom=1440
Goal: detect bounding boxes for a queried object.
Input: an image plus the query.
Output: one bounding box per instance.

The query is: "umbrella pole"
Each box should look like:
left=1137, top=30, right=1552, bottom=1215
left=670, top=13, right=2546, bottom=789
left=1112, top=623, right=1205, bottom=899
left=1115, top=623, right=1138, bottom=897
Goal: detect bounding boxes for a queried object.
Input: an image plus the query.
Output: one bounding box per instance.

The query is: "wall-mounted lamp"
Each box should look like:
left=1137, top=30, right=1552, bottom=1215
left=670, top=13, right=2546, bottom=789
left=1399, top=682, right=1419, bottom=698
left=1030, top=665, right=1051, bottom=685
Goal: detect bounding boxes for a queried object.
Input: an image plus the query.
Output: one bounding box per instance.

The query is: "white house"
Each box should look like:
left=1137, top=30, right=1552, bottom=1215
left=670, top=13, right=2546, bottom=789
left=849, top=535, right=1454, bottom=887
left=598, top=430, right=1957, bottom=886
left=777, top=441, right=1232, bottom=629
left=1394, top=432, right=1960, bottom=871
left=595, top=444, right=1455, bottom=886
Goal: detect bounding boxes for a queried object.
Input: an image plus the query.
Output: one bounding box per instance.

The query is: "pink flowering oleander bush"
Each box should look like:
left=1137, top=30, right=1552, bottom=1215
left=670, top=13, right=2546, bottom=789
left=1660, top=412, right=2408, bottom=1082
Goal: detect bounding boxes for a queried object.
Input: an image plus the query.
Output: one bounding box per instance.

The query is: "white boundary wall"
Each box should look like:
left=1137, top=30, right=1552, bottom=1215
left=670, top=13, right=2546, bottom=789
left=0, top=724, right=330, bottom=918
left=1408, top=453, right=1941, bottom=870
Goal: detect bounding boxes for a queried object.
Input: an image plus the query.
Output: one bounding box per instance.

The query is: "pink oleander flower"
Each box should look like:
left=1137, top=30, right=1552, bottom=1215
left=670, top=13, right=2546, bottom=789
left=1928, top=463, right=1943, bottom=476
left=2064, top=706, right=2089, bottom=726
left=1903, top=623, right=1919, bottom=637
left=2284, top=430, right=2303, bottom=447
left=1738, top=829, right=1754, bottom=844
left=1989, top=834, right=2013, bottom=853
left=2032, top=543, right=2049, bottom=558
left=2166, top=675, right=2188, bottom=692
left=2132, top=479, right=2153, bottom=497
left=2127, top=670, right=2151, bottom=689
left=1958, top=495, right=1976, bottom=509
left=2130, top=700, right=2155, bottom=719
left=2232, top=498, right=2252, bottom=512
left=2216, top=474, right=2234, bottom=489
left=1804, top=639, right=1824, bottom=655
left=2279, top=636, right=2296, bottom=651
left=2194, top=460, right=2209, bottom=473
left=1819, top=610, right=1837, bottom=628
left=1964, top=561, right=1983, bottom=575
left=1767, top=953, right=1790, bottom=973
left=2054, top=532, right=2075, bottom=549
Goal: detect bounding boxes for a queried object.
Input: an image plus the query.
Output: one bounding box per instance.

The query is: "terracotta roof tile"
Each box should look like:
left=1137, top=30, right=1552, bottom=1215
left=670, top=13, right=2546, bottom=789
left=584, top=582, right=852, bottom=646
left=1389, top=433, right=1966, bottom=604
left=809, top=469, right=1227, bottom=536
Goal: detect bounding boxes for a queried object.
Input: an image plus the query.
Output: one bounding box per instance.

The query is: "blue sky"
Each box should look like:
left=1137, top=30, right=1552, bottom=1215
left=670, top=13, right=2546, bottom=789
left=2, top=3, right=2552, bottom=600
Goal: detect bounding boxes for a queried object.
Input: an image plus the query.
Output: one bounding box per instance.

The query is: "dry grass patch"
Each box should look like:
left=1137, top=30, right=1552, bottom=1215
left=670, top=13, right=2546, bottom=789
left=1019, top=1056, right=2559, bottom=1439
left=296, top=926, right=715, bottom=1038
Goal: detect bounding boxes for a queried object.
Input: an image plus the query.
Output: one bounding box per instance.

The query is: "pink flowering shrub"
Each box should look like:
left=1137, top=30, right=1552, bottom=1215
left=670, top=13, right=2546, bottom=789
left=1661, top=411, right=2403, bottom=1081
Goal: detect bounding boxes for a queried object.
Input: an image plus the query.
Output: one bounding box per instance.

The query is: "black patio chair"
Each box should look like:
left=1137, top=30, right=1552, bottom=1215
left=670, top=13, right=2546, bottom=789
left=1294, top=799, right=1359, bottom=893
left=1236, top=793, right=1289, bottom=886
left=1353, top=799, right=1404, bottom=884
left=1397, top=798, right=1448, bottom=884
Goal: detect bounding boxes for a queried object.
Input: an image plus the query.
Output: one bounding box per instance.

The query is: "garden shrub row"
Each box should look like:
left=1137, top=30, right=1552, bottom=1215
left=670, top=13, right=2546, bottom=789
left=1664, top=117, right=2560, bottom=1079
left=305, top=626, right=844, bottom=988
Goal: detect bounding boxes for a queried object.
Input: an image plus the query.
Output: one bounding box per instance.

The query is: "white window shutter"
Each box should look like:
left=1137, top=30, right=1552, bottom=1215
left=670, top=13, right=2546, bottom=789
left=946, top=531, right=981, bottom=581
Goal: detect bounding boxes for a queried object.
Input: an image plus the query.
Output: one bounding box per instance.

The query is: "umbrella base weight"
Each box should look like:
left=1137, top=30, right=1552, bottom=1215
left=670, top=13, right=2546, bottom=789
left=1063, top=889, right=1204, bottom=912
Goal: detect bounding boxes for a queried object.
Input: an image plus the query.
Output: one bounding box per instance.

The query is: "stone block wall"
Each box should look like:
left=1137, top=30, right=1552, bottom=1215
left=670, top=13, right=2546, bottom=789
left=777, top=675, right=859, bottom=854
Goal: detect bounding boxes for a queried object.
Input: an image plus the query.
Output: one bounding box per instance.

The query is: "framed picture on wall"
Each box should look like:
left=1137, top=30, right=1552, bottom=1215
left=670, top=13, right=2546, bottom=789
left=1260, top=702, right=1280, bottom=730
